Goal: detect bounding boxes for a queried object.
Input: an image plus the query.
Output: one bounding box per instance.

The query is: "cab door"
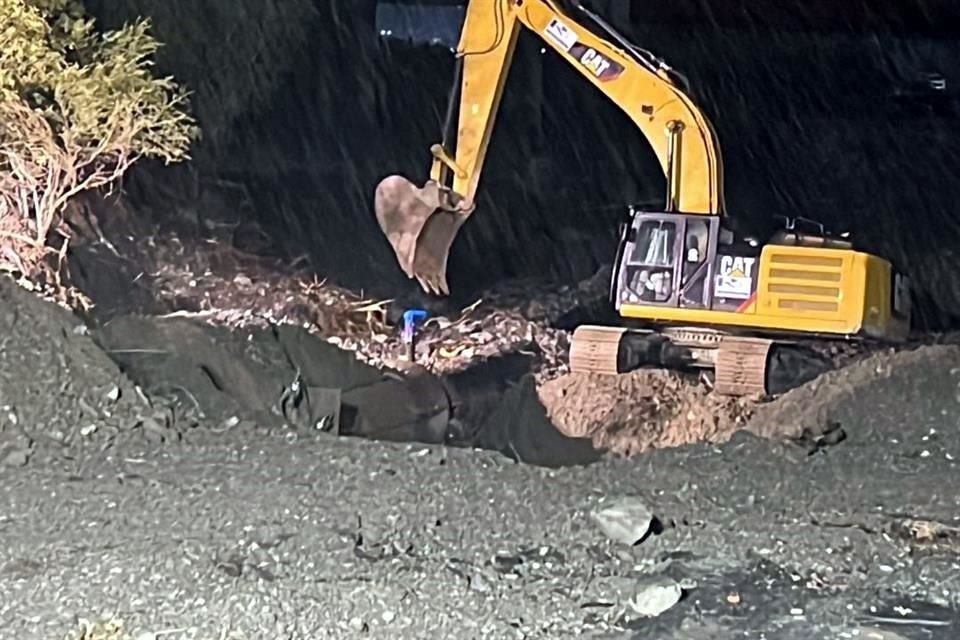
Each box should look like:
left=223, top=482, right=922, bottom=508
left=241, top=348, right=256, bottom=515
left=678, top=216, right=719, bottom=309
left=617, top=214, right=684, bottom=308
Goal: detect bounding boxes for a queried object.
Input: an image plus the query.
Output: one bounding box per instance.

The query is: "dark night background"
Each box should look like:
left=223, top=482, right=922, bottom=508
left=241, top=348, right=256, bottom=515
left=83, top=0, right=960, bottom=328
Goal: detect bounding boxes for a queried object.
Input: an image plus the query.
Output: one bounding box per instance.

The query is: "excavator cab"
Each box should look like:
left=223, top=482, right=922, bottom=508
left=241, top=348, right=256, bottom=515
left=612, top=210, right=743, bottom=313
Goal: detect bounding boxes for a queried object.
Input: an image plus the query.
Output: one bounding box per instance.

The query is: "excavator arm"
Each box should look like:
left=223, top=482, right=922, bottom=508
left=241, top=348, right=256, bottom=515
left=374, top=0, right=726, bottom=295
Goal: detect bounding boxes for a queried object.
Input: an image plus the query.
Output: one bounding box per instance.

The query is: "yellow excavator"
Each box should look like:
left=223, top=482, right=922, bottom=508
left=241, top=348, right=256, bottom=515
left=374, top=0, right=911, bottom=396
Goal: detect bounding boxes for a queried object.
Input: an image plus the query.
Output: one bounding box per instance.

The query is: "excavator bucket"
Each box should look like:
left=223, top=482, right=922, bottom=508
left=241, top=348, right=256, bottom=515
left=374, top=175, right=473, bottom=296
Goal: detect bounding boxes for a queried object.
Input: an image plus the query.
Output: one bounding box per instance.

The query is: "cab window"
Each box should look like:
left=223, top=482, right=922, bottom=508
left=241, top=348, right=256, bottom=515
left=629, top=220, right=676, bottom=266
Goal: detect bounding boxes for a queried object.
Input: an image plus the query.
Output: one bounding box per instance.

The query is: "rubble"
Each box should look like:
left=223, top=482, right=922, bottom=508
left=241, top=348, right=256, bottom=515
left=627, top=576, right=684, bottom=618
left=140, top=232, right=606, bottom=383
left=590, top=496, right=657, bottom=546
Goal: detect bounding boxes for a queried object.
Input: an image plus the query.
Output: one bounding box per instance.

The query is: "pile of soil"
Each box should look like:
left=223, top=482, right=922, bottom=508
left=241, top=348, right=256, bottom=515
left=539, top=370, right=755, bottom=456
left=748, top=342, right=960, bottom=441
left=0, top=279, right=150, bottom=467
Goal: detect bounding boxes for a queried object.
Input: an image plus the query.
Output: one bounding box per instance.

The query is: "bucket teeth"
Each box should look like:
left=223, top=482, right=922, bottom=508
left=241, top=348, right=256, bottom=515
left=373, top=175, right=471, bottom=296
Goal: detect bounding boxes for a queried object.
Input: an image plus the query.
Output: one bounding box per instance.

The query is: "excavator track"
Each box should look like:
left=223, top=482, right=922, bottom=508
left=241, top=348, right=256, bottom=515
left=569, top=325, right=630, bottom=375
left=570, top=325, right=773, bottom=397
left=713, top=336, right=773, bottom=397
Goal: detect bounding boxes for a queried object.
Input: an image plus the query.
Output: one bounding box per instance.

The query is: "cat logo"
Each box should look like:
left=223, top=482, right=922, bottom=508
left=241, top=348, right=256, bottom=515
left=714, top=255, right=755, bottom=299
left=570, top=44, right=624, bottom=82
left=580, top=48, right=611, bottom=77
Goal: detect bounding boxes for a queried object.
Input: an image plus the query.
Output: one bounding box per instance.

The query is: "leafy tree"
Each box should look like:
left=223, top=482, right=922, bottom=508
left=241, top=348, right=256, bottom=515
left=0, top=0, right=197, bottom=277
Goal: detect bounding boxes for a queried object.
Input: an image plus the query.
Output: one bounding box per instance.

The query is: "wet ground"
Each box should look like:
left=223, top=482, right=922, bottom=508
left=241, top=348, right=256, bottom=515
left=2, top=200, right=960, bottom=639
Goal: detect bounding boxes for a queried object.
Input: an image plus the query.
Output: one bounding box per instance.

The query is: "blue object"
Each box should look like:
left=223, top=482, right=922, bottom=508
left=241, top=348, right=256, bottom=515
left=401, top=308, right=428, bottom=344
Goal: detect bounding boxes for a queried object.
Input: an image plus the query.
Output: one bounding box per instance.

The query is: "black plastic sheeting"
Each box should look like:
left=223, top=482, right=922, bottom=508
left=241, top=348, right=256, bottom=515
left=94, top=316, right=603, bottom=468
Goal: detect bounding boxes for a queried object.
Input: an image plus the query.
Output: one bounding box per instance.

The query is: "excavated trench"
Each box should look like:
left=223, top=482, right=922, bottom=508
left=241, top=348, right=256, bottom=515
left=51, top=192, right=954, bottom=472
left=85, top=312, right=603, bottom=468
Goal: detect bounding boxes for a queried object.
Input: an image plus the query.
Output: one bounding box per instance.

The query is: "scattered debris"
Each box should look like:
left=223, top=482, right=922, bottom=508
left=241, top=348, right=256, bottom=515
left=63, top=615, right=131, bottom=640
left=789, top=419, right=847, bottom=455
left=590, top=496, right=657, bottom=546
left=628, top=575, right=684, bottom=618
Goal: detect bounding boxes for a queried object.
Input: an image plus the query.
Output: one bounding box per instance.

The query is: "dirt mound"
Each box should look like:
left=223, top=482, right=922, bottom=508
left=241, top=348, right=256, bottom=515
left=0, top=278, right=148, bottom=466
left=748, top=343, right=960, bottom=441
left=538, top=370, right=754, bottom=456
left=536, top=342, right=957, bottom=457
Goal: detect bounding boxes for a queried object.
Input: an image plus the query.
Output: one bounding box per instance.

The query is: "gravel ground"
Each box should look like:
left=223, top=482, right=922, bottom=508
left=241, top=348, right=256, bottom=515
left=2, top=275, right=960, bottom=640
left=3, top=348, right=960, bottom=640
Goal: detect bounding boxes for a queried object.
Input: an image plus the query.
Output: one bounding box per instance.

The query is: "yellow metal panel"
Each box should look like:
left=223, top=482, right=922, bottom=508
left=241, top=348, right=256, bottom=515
left=768, top=254, right=843, bottom=267
left=620, top=246, right=910, bottom=342
left=755, top=246, right=865, bottom=326
left=861, top=254, right=890, bottom=337
left=767, top=283, right=842, bottom=297
left=619, top=246, right=884, bottom=337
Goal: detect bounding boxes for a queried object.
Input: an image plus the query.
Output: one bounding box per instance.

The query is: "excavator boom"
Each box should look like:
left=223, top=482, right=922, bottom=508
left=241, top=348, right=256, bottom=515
left=374, top=0, right=725, bottom=295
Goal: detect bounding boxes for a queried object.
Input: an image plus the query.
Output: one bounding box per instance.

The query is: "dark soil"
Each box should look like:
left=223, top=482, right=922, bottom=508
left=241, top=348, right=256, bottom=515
left=2, top=290, right=960, bottom=637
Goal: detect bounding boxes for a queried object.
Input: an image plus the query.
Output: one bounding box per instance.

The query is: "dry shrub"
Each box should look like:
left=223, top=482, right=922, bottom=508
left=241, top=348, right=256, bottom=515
left=0, top=0, right=197, bottom=282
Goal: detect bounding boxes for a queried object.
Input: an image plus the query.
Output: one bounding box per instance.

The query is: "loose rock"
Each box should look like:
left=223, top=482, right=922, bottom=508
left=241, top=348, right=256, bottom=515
left=628, top=575, right=684, bottom=618
left=590, top=496, right=656, bottom=546
left=1, top=447, right=29, bottom=467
